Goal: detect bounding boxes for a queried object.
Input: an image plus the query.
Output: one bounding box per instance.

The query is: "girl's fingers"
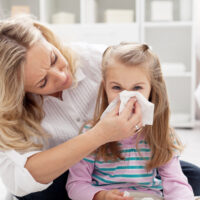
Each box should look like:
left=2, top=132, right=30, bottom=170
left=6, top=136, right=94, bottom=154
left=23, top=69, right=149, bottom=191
left=109, top=190, right=126, bottom=200
left=112, top=190, right=124, bottom=196
left=125, top=197, right=134, bottom=200
left=111, top=194, right=130, bottom=200
left=123, top=197, right=134, bottom=200
left=112, top=190, right=134, bottom=200
left=120, top=98, right=136, bottom=119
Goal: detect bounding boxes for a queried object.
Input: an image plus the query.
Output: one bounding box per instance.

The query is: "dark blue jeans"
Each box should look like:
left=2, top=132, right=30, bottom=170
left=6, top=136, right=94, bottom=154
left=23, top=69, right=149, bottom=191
left=16, top=160, right=200, bottom=199
left=16, top=171, right=71, bottom=200
left=180, top=160, right=200, bottom=195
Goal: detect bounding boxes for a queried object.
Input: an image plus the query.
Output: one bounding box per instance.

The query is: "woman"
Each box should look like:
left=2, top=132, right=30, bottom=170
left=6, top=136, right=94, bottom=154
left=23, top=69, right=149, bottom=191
left=0, top=16, right=199, bottom=200
left=0, top=16, right=142, bottom=200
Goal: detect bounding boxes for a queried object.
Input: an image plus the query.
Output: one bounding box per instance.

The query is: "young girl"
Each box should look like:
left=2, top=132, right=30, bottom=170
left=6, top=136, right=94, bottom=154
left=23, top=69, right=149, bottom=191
left=66, top=43, right=194, bottom=200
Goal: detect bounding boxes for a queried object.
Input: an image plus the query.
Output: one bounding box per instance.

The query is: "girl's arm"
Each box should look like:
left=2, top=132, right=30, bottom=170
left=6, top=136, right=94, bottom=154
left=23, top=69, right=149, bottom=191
left=158, top=156, right=194, bottom=200
left=66, top=156, right=133, bottom=200
left=66, top=155, right=104, bottom=200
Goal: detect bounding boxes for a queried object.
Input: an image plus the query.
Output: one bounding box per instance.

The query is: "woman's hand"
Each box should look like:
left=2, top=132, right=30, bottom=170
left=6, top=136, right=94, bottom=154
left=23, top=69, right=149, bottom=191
left=93, top=189, right=134, bottom=200
left=24, top=99, right=141, bottom=184
left=93, top=98, right=142, bottom=143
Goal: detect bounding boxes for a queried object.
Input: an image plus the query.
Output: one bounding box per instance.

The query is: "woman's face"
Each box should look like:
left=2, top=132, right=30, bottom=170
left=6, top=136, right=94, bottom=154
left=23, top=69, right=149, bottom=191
left=104, top=60, right=151, bottom=104
left=24, top=39, right=73, bottom=95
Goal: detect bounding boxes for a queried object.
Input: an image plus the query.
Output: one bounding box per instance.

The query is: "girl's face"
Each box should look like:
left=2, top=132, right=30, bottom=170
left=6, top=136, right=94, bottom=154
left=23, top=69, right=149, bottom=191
left=24, top=39, right=73, bottom=96
left=104, top=60, right=151, bottom=104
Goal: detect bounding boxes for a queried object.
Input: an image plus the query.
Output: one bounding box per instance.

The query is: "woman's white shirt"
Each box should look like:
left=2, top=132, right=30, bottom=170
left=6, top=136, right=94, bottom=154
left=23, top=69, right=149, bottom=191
left=42, top=43, right=106, bottom=148
left=0, top=43, right=106, bottom=197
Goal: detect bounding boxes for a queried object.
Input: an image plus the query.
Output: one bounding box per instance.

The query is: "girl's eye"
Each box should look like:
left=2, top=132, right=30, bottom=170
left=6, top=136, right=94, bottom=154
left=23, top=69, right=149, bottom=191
left=112, top=86, right=121, bottom=90
left=134, top=86, right=142, bottom=90
left=51, top=53, right=58, bottom=66
left=40, top=78, right=47, bottom=88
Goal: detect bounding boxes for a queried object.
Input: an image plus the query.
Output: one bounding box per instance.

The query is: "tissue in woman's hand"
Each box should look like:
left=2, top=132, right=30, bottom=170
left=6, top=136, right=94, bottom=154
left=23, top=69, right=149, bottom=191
left=101, top=91, right=154, bottom=126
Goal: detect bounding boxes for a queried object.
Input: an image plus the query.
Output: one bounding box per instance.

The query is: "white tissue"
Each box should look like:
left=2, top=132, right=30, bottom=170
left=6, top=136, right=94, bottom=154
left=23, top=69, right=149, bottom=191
left=101, top=91, right=154, bottom=126
left=123, top=191, right=131, bottom=197
left=195, top=83, right=200, bottom=108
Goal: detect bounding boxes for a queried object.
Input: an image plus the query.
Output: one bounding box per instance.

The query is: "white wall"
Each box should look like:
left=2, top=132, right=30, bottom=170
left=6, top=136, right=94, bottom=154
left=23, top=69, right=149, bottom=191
left=195, top=0, right=200, bottom=119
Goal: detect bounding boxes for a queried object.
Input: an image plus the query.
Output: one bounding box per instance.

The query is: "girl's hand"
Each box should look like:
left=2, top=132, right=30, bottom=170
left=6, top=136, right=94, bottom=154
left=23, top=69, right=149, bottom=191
left=93, top=98, right=142, bottom=143
left=93, top=189, right=134, bottom=200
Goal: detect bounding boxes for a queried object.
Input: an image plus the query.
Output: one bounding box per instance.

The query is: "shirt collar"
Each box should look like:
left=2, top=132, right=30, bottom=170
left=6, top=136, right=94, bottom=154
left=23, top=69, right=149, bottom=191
left=74, top=66, right=86, bottom=83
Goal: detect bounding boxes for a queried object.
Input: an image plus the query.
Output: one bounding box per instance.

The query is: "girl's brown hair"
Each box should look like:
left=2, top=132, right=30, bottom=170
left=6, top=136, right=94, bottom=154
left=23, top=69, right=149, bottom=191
left=90, top=42, right=182, bottom=171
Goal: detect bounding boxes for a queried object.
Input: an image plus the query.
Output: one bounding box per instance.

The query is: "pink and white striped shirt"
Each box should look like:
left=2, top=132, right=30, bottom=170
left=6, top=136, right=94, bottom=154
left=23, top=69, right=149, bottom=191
left=66, top=125, right=194, bottom=200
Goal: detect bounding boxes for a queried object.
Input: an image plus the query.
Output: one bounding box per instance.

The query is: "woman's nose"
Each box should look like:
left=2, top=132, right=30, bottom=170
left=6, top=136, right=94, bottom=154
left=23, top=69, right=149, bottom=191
left=57, top=62, right=65, bottom=72
left=51, top=67, right=66, bottom=81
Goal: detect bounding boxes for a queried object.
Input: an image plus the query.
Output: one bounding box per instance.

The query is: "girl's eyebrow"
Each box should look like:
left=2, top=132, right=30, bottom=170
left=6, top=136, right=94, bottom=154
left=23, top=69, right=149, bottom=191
left=135, top=82, right=146, bottom=85
left=110, top=81, right=121, bottom=85
left=110, top=81, right=146, bottom=85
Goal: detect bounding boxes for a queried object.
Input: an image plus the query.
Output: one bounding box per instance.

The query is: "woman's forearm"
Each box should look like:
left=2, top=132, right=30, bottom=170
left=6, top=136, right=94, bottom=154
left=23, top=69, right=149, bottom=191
left=25, top=98, right=141, bottom=184
left=25, top=127, right=105, bottom=184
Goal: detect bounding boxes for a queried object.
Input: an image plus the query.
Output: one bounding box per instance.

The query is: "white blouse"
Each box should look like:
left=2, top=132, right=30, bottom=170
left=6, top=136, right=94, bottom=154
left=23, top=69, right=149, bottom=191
left=0, top=43, right=107, bottom=197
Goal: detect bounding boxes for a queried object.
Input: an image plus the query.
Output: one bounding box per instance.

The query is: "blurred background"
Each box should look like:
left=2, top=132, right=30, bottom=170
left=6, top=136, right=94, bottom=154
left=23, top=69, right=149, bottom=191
left=0, top=0, right=200, bottom=199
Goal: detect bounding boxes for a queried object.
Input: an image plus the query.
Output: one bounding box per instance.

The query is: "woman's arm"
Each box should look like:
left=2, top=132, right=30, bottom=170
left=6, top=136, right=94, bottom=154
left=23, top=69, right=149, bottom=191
left=25, top=99, right=142, bottom=184
left=0, top=150, right=52, bottom=197
left=25, top=127, right=105, bottom=184
left=158, top=156, right=194, bottom=200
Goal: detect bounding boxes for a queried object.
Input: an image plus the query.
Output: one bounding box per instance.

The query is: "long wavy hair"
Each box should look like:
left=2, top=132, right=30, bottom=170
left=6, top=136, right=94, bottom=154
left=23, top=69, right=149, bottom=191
left=91, top=42, right=182, bottom=171
left=0, top=16, right=76, bottom=151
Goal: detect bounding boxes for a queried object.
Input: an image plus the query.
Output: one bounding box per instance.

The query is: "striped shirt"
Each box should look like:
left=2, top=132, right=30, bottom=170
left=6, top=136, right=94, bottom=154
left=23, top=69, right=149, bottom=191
left=67, top=125, right=194, bottom=200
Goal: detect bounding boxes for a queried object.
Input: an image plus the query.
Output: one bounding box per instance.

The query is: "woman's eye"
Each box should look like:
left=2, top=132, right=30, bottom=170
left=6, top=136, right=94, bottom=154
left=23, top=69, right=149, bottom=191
left=112, top=86, right=121, bottom=90
left=40, top=78, right=47, bottom=88
left=134, top=86, right=142, bottom=90
left=51, top=53, right=58, bottom=66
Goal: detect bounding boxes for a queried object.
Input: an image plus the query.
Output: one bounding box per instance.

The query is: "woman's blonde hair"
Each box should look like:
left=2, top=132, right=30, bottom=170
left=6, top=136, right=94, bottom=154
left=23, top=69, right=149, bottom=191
left=0, top=16, right=76, bottom=151
left=91, top=42, right=182, bottom=171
